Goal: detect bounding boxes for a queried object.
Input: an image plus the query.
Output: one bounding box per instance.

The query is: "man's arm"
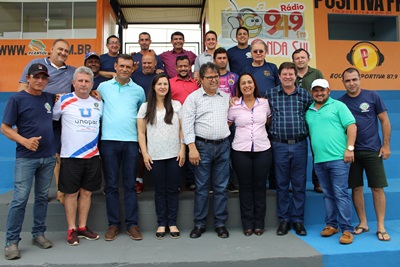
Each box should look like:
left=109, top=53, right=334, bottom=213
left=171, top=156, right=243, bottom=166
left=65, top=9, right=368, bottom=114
left=182, top=95, right=200, bottom=165
left=344, top=123, right=357, bottom=163
left=378, top=111, right=391, bottom=159
left=99, top=71, right=116, bottom=79
left=1, top=123, right=41, bottom=151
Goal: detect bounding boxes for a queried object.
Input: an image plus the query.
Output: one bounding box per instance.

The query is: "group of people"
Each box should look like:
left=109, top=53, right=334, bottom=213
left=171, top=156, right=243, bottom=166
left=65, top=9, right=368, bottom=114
left=1, top=26, right=392, bottom=260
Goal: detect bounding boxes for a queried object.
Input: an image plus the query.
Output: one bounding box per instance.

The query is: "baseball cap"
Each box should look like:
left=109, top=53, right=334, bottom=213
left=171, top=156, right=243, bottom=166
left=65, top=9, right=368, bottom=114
left=311, top=79, right=329, bottom=90
left=84, top=51, right=100, bottom=63
left=28, top=63, right=50, bottom=77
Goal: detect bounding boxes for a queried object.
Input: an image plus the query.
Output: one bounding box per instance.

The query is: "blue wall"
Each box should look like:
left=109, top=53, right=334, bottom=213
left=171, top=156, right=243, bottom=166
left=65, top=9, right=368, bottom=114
left=1, top=90, right=399, bottom=192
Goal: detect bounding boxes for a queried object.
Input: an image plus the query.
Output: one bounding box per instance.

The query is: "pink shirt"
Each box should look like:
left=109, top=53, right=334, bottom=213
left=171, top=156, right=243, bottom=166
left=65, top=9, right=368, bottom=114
left=228, top=97, right=271, bottom=152
left=160, top=49, right=197, bottom=78
left=170, top=76, right=199, bottom=104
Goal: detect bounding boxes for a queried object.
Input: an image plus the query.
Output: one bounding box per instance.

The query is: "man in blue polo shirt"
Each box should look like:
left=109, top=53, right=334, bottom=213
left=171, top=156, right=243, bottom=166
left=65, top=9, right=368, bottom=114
left=97, top=54, right=145, bottom=242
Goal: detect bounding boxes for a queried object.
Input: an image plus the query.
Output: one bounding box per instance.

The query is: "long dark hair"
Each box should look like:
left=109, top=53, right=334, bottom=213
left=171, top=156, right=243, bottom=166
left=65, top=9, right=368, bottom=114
left=236, top=73, right=261, bottom=98
left=144, top=73, right=174, bottom=125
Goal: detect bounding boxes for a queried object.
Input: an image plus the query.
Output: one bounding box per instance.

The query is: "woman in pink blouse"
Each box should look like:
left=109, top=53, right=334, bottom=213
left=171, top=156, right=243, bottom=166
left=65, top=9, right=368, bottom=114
left=228, top=73, right=273, bottom=236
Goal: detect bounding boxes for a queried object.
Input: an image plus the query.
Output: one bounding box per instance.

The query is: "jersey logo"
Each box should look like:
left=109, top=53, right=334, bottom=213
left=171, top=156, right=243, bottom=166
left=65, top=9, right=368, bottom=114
left=359, top=102, right=370, bottom=113
left=79, top=108, right=92, bottom=117
left=44, top=102, right=51, bottom=113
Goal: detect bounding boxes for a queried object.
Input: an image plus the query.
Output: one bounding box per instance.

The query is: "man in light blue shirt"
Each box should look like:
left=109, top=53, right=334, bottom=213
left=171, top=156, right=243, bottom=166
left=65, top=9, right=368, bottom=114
left=97, top=54, right=145, bottom=242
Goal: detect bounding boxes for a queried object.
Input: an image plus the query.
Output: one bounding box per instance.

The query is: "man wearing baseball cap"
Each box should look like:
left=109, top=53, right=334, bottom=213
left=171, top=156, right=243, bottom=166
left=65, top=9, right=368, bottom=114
left=306, top=78, right=357, bottom=244
left=84, top=52, right=108, bottom=90
left=2, top=63, right=56, bottom=260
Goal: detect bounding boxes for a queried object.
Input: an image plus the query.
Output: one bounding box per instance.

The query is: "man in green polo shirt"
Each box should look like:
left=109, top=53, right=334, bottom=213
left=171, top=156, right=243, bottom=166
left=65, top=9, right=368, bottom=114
left=305, top=79, right=357, bottom=245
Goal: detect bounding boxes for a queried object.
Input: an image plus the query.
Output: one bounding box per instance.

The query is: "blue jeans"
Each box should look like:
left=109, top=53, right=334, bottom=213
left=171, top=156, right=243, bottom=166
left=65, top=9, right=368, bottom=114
left=314, top=160, right=353, bottom=232
left=6, top=157, right=56, bottom=244
left=272, top=139, right=308, bottom=223
left=150, top=157, right=181, bottom=227
left=101, top=141, right=139, bottom=229
left=194, top=138, right=230, bottom=228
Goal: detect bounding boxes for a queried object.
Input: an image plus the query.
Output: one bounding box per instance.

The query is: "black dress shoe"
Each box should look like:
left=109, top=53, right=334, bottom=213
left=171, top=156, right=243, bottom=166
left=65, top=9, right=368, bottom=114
left=276, top=221, right=291, bottom=236
left=215, top=226, right=229, bottom=238
left=190, top=227, right=205, bottom=238
left=293, top=222, right=307, bottom=236
left=170, top=231, right=180, bottom=239
left=243, top=229, right=253, bottom=236
left=254, top=228, right=264, bottom=236
left=156, top=231, right=166, bottom=240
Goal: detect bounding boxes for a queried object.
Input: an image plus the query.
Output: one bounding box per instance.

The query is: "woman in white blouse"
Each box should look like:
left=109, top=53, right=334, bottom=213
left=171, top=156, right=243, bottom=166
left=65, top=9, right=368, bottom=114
left=137, top=73, right=185, bottom=239
left=228, top=73, right=273, bottom=236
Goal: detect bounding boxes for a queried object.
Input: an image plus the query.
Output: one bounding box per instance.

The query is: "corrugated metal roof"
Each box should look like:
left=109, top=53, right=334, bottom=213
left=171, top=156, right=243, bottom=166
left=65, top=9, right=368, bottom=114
left=116, top=0, right=205, bottom=25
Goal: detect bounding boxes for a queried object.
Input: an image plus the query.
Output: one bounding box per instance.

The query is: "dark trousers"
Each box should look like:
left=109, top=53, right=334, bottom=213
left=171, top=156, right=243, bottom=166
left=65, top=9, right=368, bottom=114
left=231, top=148, right=272, bottom=230
left=150, top=157, right=181, bottom=227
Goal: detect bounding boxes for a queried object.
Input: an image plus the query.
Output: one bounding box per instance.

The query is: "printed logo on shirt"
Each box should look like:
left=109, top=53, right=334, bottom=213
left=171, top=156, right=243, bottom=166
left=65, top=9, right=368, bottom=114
left=79, top=108, right=92, bottom=117
left=263, top=70, right=271, bottom=77
left=359, top=102, right=370, bottom=113
left=228, top=78, right=235, bottom=85
left=93, top=103, right=100, bottom=111
left=44, top=102, right=51, bottom=113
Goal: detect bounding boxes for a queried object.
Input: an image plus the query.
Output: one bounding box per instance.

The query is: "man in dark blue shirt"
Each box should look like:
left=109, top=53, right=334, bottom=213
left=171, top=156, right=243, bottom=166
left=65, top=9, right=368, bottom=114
left=2, top=64, right=56, bottom=260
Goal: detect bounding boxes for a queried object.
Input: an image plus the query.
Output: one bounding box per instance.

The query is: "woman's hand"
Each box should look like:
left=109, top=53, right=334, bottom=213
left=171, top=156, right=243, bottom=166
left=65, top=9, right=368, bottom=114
left=142, top=152, right=153, bottom=171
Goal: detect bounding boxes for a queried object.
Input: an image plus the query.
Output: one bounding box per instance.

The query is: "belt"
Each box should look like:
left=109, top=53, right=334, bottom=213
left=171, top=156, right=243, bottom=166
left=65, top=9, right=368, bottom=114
left=195, top=136, right=227, bottom=144
left=269, top=135, right=307, bottom=145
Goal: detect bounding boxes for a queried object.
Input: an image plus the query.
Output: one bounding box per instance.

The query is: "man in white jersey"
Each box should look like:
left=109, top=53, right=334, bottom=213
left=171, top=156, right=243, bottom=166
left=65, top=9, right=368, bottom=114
left=53, top=67, right=103, bottom=246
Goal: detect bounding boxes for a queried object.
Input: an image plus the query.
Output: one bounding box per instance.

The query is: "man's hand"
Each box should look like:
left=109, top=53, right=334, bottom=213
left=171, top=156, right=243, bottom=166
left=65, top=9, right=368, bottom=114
left=90, top=90, right=101, bottom=101
left=379, top=144, right=391, bottom=159
left=344, top=150, right=354, bottom=163
left=23, top=136, right=42, bottom=152
left=230, top=96, right=239, bottom=106
left=189, top=146, right=201, bottom=166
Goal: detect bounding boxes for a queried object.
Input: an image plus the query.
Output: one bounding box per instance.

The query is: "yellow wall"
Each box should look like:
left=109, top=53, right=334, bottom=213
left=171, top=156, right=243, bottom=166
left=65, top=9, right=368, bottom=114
left=205, top=0, right=317, bottom=67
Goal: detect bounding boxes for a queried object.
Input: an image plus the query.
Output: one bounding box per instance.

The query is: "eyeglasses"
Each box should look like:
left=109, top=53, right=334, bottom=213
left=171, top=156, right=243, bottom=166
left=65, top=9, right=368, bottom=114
left=252, top=49, right=264, bottom=54
left=204, top=75, right=219, bottom=81
left=108, top=42, right=120, bottom=45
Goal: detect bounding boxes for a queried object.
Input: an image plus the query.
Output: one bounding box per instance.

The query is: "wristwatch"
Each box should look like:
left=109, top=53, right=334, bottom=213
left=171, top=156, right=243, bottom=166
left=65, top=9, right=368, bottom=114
left=347, top=145, right=354, bottom=152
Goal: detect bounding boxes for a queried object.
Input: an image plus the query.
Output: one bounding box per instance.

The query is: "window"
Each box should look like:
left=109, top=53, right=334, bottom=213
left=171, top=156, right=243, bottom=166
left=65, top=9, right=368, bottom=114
left=328, top=14, right=398, bottom=42
left=0, top=1, right=96, bottom=39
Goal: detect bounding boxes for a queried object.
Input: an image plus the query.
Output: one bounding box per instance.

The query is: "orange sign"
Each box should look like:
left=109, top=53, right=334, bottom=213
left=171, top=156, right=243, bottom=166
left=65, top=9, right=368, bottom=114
left=0, top=39, right=99, bottom=92
left=313, top=4, right=400, bottom=90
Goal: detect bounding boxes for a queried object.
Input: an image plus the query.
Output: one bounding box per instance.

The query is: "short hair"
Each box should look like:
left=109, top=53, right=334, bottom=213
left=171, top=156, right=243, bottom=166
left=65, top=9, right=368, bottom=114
left=251, top=39, right=268, bottom=53
left=291, top=48, right=310, bottom=60
left=106, top=35, right=119, bottom=44
left=171, top=31, right=184, bottom=41
left=176, top=55, right=189, bottom=65
left=139, top=32, right=151, bottom=39
left=342, top=67, right=360, bottom=79
left=115, top=54, right=134, bottom=65
left=205, top=30, right=217, bottom=40
left=236, top=26, right=249, bottom=36
left=236, top=73, right=261, bottom=98
left=199, top=62, right=220, bottom=79
left=213, top=47, right=228, bottom=60
left=278, top=62, right=297, bottom=75
left=52, top=38, right=70, bottom=48
left=73, top=66, right=94, bottom=81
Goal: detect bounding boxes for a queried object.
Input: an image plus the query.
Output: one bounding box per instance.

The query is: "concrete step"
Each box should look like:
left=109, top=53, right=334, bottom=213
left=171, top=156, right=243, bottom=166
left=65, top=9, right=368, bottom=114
left=2, top=179, right=400, bottom=233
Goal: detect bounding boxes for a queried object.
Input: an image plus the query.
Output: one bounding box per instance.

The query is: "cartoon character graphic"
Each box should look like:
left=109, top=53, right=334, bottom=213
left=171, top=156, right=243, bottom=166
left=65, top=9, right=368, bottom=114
left=227, top=0, right=263, bottom=42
